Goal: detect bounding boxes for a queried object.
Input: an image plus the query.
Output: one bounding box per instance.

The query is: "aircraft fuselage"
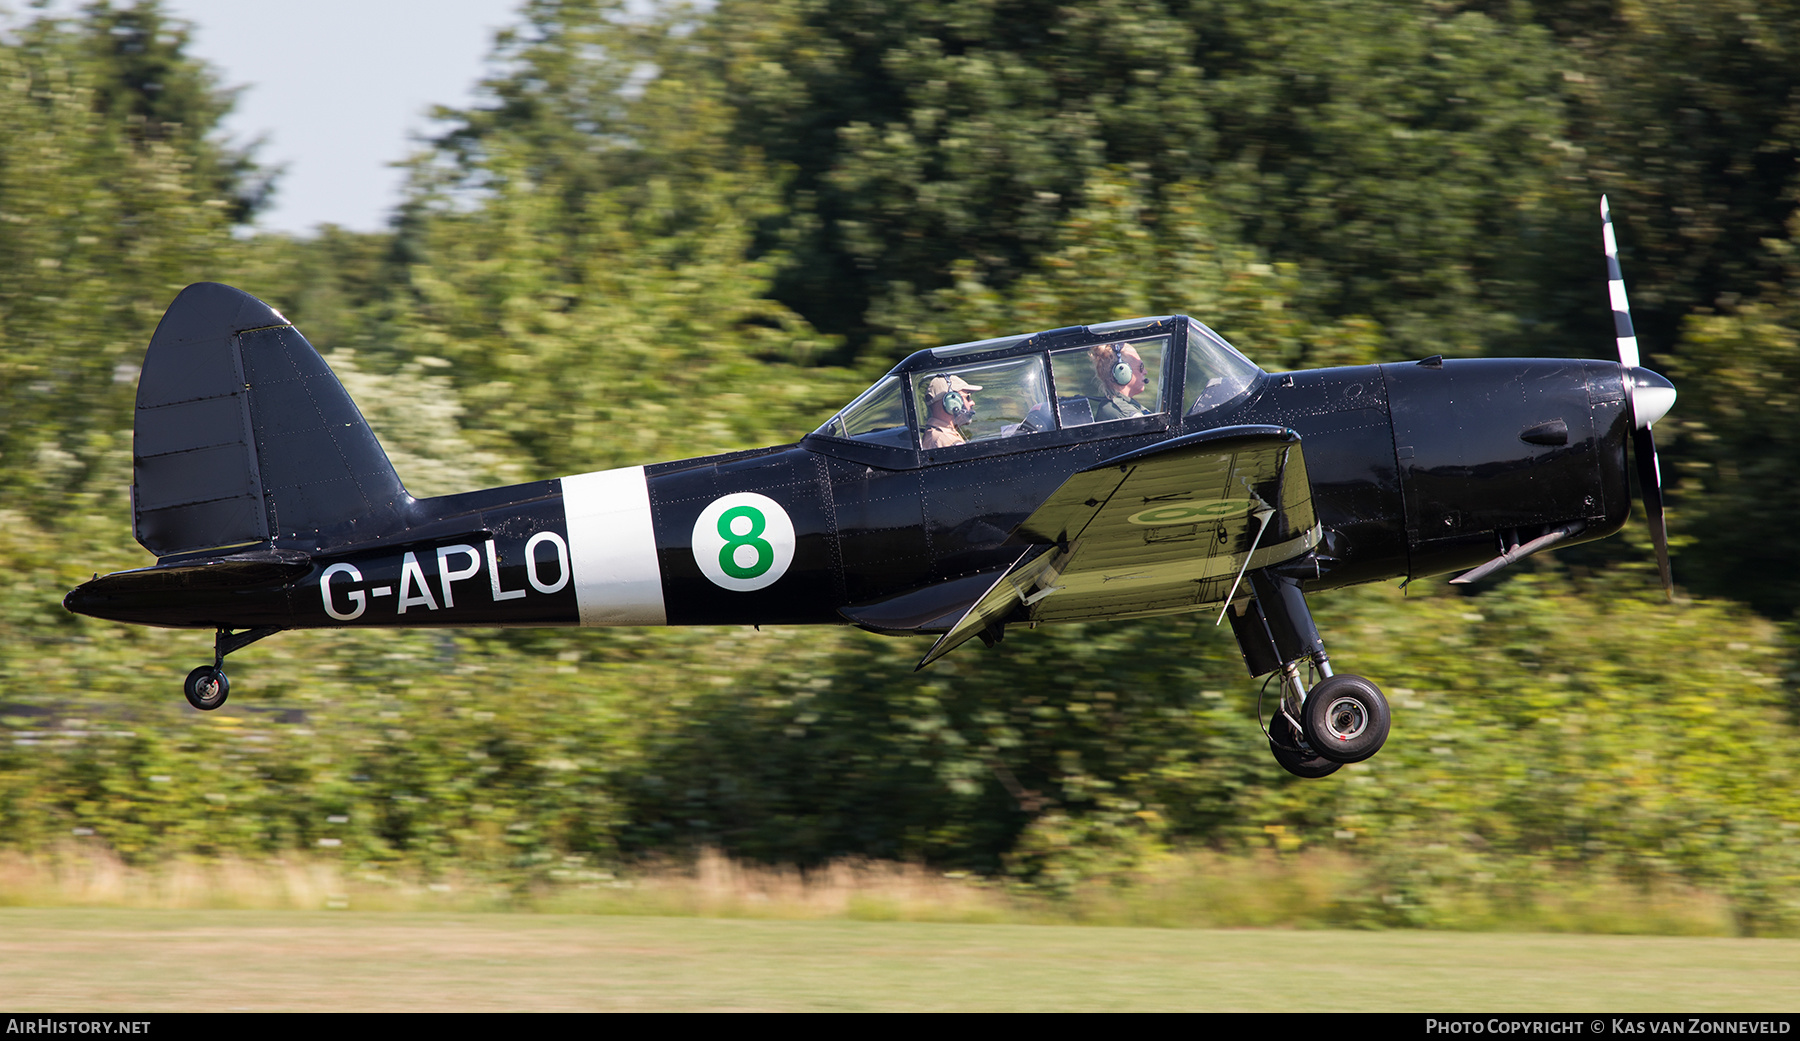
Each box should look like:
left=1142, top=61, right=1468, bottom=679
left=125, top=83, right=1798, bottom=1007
left=67, top=356, right=1635, bottom=635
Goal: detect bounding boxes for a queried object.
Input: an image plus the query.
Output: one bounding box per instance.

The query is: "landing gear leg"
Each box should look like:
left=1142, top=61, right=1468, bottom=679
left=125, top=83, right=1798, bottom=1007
left=182, top=627, right=282, bottom=711
left=1228, top=571, right=1390, bottom=774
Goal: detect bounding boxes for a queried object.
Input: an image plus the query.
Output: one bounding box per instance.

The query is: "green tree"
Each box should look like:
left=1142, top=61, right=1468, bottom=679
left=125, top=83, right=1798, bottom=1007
left=700, top=0, right=1586, bottom=361
left=1545, top=0, right=1800, bottom=363
left=0, top=2, right=262, bottom=520
left=394, top=0, right=859, bottom=477
left=71, top=0, right=273, bottom=221
left=1662, top=283, right=1800, bottom=618
left=876, top=171, right=1389, bottom=370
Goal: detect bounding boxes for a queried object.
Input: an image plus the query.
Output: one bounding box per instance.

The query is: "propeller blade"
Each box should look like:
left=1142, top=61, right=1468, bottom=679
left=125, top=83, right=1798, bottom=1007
left=1602, top=195, right=1640, bottom=369
left=1604, top=196, right=1677, bottom=601
left=1633, top=424, right=1675, bottom=601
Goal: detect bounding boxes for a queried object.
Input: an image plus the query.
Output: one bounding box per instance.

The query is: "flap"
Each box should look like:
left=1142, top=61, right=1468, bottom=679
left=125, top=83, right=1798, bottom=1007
left=838, top=568, right=1018, bottom=635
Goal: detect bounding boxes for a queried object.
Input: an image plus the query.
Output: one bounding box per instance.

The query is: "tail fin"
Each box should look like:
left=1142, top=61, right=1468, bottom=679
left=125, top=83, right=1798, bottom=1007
left=133, top=282, right=409, bottom=558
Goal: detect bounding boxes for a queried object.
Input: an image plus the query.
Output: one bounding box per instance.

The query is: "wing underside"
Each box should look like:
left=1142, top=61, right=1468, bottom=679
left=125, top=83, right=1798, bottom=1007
left=919, top=425, right=1319, bottom=668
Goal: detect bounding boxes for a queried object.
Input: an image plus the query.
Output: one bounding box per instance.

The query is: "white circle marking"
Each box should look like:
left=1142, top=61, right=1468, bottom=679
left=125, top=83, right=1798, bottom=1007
left=692, top=492, right=796, bottom=592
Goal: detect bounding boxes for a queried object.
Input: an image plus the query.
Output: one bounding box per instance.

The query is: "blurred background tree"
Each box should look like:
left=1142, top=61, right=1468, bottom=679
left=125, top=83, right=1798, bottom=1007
left=0, top=1, right=260, bottom=523
left=698, top=0, right=1587, bottom=362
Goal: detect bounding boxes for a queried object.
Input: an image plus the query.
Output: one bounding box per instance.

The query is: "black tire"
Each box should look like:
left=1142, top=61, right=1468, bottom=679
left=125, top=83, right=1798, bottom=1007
left=1267, top=716, right=1341, bottom=779
left=184, top=665, right=229, bottom=711
left=1301, top=674, right=1389, bottom=764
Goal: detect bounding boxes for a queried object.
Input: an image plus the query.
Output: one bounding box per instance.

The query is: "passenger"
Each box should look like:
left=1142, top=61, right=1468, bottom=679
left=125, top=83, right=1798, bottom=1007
left=1090, top=343, right=1151, bottom=421
left=921, top=374, right=982, bottom=448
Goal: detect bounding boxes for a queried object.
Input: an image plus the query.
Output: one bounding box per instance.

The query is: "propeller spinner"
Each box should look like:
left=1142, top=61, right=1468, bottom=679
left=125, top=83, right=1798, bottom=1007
left=1602, top=195, right=1677, bottom=599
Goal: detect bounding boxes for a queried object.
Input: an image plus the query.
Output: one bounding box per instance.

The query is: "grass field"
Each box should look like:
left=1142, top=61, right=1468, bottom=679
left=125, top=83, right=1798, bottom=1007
left=3, top=909, right=1797, bottom=1011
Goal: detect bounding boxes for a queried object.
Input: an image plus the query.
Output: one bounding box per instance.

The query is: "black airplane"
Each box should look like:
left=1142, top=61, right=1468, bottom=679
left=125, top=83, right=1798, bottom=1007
left=64, top=199, right=1676, bottom=778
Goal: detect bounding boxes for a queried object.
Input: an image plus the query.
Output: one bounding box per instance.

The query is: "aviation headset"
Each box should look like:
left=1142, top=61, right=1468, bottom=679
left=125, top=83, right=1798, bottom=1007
left=1108, top=343, right=1134, bottom=388
left=933, top=373, right=972, bottom=418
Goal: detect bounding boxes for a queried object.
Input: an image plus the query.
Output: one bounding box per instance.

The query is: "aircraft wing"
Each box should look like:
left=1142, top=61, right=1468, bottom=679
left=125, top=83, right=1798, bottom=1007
left=918, top=424, right=1319, bottom=668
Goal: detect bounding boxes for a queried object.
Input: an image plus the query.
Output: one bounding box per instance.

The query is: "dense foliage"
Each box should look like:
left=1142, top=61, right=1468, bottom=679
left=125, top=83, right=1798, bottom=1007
left=3, top=1, right=1799, bottom=931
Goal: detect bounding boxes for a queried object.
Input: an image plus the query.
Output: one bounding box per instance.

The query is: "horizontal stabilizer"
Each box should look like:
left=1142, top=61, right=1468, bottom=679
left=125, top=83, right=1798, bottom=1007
left=63, top=548, right=313, bottom=629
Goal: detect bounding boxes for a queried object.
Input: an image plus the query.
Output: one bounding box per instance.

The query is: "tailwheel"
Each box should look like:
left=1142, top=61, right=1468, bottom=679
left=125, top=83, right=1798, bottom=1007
left=183, top=665, right=229, bottom=711
left=1301, top=674, right=1390, bottom=764
left=1267, top=715, right=1341, bottom=779
left=180, top=627, right=281, bottom=710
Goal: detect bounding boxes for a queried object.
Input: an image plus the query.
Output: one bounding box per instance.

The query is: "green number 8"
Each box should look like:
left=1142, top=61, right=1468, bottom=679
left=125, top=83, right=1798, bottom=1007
left=718, top=505, right=773, bottom=579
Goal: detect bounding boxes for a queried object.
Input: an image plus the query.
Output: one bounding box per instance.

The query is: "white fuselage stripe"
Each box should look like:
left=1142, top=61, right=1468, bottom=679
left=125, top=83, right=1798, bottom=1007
left=561, top=467, right=667, bottom=625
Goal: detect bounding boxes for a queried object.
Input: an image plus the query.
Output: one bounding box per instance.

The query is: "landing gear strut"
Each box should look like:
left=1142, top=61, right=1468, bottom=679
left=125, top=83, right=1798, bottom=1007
left=182, top=627, right=281, bottom=711
left=1228, top=571, right=1390, bottom=777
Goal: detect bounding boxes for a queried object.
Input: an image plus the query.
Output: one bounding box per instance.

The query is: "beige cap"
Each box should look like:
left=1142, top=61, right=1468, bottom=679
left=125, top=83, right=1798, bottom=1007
left=926, top=374, right=983, bottom=401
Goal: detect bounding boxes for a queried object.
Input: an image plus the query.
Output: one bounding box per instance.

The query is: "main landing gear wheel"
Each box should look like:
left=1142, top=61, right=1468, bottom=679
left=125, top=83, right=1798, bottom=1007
left=1267, top=716, right=1341, bottom=779
left=1301, top=674, right=1389, bottom=764
left=184, top=665, right=229, bottom=711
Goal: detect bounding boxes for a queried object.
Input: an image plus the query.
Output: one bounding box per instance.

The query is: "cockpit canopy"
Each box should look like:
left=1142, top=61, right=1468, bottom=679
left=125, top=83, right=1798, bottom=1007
left=812, top=316, right=1262, bottom=452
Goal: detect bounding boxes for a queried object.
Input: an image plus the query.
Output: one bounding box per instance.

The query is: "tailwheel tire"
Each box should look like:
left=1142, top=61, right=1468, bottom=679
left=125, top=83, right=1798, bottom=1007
left=184, top=665, right=229, bottom=711
left=1302, top=674, right=1389, bottom=764
left=1267, top=716, right=1341, bottom=779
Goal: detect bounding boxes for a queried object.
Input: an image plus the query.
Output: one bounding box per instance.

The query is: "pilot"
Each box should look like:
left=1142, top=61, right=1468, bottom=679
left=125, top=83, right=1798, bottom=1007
left=921, top=374, right=982, bottom=448
left=1091, top=342, right=1151, bottom=421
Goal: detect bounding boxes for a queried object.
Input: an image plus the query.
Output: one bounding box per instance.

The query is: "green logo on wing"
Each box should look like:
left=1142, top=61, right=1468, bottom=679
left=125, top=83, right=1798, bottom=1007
left=1127, top=499, right=1255, bottom=526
